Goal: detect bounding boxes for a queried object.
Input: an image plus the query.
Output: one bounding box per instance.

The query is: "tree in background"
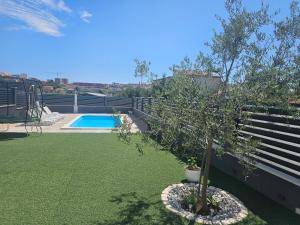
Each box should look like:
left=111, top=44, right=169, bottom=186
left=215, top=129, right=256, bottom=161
left=116, top=75, right=170, bottom=98
left=115, top=86, right=151, bottom=98
left=136, top=0, right=299, bottom=215
left=150, top=75, right=170, bottom=98
left=134, top=59, right=151, bottom=87
left=273, top=0, right=300, bottom=101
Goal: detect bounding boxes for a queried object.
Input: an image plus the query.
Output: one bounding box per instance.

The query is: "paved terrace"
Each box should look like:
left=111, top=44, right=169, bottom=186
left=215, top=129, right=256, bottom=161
left=1, top=114, right=145, bottom=133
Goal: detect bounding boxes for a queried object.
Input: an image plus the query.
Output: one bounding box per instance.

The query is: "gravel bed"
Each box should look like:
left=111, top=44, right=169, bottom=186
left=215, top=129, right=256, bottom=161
left=161, top=183, right=248, bottom=224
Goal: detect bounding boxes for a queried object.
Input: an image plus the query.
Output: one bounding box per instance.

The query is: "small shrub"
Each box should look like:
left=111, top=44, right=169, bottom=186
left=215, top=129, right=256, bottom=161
left=118, top=115, right=133, bottom=144
left=207, top=193, right=221, bottom=215
left=181, top=189, right=198, bottom=212
left=186, top=157, right=199, bottom=170
left=181, top=190, right=221, bottom=215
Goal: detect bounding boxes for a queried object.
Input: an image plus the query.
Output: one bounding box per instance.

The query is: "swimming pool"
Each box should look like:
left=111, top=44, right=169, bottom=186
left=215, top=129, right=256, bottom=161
left=69, top=115, right=122, bottom=129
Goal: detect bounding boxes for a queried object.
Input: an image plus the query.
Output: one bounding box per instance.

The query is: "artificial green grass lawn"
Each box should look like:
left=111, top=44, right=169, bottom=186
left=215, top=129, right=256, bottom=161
left=0, top=133, right=299, bottom=225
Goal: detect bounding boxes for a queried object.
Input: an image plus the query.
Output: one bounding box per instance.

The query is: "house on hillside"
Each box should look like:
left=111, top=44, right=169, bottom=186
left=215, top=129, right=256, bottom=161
left=154, top=70, right=222, bottom=92
left=175, top=69, right=221, bottom=90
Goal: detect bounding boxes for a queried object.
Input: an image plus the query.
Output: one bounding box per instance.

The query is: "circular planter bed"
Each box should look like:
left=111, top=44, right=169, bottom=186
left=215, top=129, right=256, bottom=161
left=161, top=183, right=248, bottom=225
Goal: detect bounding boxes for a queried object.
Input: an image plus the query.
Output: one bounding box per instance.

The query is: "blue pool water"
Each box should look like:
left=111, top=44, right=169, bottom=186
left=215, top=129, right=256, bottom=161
left=70, top=115, right=122, bottom=128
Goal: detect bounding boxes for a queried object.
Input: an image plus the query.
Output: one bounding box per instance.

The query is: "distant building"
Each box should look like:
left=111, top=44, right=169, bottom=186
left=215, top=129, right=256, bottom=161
left=54, top=78, right=69, bottom=85
left=43, top=85, right=54, bottom=93
left=0, top=72, right=28, bottom=79
left=54, top=78, right=61, bottom=84
left=176, top=70, right=221, bottom=90
left=46, top=79, right=54, bottom=83
left=155, top=70, right=222, bottom=91
left=62, top=78, right=69, bottom=84
left=72, top=82, right=105, bottom=88
left=12, top=73, right=28, bottom=79
left=0, top=72, right=10, bottom=77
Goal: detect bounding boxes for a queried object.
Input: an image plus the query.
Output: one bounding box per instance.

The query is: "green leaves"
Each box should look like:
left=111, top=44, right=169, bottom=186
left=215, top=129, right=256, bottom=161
left=134, top=59, right=151, bottom=86
left=187, top=157, right=198, bottom=170
left=117, top=115, right=133, bottom=144
left=142, top=0, right=299, bottom=173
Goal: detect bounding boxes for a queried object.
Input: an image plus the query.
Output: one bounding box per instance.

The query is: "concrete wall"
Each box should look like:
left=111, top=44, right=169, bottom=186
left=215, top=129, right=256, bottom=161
left=212, top=153, right=300, bottom=214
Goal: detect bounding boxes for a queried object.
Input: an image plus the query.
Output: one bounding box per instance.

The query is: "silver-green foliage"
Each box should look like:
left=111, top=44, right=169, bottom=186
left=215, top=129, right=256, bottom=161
left=143, top=0, right=299, bottom=213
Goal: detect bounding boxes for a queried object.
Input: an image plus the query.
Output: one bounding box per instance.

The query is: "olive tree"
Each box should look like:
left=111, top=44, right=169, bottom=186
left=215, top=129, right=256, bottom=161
left=138, top=0, right=299, bottom=214
left=134, top=59, right=151, bottom=87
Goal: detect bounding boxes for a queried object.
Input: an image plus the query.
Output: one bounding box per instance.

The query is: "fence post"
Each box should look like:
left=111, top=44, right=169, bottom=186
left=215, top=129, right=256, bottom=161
left=149, top=97, right=152, bottom=113
left=141, top=97, right=144, bottom=112
left=132, top=97, right=134, bottom=109
left=74, top=91, right=78, bottom=113
left=11, top=87, right=17, bottom=105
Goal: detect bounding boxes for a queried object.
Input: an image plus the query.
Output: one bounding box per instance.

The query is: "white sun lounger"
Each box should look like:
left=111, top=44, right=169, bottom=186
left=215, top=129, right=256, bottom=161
left=43, top=106, right=64, bottom=120
left=26, top=103, right=64, bottom=126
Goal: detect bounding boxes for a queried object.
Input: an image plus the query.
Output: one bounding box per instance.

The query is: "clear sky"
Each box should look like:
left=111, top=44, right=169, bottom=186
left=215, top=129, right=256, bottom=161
left=0, top=0, right=293, bottom=83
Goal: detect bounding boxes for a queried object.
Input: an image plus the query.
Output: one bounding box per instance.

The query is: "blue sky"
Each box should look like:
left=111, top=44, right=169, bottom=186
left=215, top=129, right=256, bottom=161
left=0, top=0, right=293, bottom=83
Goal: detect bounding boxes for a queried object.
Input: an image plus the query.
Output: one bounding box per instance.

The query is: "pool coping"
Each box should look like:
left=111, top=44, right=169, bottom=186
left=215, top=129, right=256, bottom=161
left=60, top=113, right=123, bottom=130
left=5, top=113, right=141, bottom=133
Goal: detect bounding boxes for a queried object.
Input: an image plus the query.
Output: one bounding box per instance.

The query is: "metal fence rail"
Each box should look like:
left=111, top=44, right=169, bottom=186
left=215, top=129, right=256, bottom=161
left=40, top=94, right=133, bottom=113
left=133, top=97, right=300, bottom=183
left=42, top=94, right=132, bottom=107
left=0, top=88, right=15, bottom=106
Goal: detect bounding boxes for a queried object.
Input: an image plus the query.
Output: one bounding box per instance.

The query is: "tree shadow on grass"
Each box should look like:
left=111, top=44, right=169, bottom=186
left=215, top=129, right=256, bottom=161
left=89, top=192, right=195, bottom=225
left=0, top=132, right=28, bottom=141
left=91, top=168, right=299, bottom=225
left=86, top=190, right=287, bottom=225
left=209, top=167, right=300, bottom=225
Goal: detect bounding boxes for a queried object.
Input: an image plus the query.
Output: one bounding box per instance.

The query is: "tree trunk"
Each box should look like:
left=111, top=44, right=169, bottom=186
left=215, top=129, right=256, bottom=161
left=197, top=143, right=206, bottom=197
left=198, top=137, right=213, bottom=213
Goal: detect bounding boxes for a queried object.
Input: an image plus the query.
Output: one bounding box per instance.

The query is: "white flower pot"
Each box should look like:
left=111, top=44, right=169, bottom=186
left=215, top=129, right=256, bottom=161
left=185, top=167, right=201, bottom=183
